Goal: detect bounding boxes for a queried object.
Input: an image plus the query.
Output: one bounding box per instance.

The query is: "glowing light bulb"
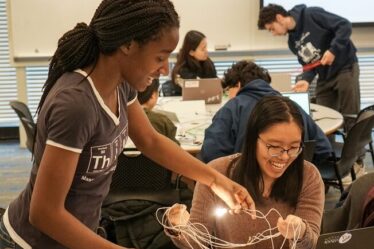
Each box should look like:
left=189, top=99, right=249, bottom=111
left=215, top=207, right=228, bottom=217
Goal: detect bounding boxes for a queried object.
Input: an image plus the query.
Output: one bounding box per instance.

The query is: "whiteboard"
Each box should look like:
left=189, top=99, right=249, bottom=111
left=6, top=0, right=374, bottom=65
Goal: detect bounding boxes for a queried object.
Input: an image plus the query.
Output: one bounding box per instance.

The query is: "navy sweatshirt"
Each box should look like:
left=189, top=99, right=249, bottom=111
left=288, top=5, right=357, bottom=83
left=201, top=79, right=332, bottom=163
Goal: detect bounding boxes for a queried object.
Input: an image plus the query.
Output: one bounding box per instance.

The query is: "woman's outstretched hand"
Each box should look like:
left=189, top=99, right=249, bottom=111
left=210, top=174, right=256, bottom=218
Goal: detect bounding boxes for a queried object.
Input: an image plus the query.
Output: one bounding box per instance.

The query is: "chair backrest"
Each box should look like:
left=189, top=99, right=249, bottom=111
left=9, top=100, right=36, bottom=152
left=109, top=149, right=173, bottom=194
left=161, top=80, right=182, bottom=97
left=322, top=172, right=374, bottom=233
left=20, top=117, right=36, bottom=152
left=101, top=149, right=188, bottom=249
left=9, top=100, right=34, bottom=122
left=358, top=104, right=374, bottom=120
left=337, top=110, right=374, bottom=177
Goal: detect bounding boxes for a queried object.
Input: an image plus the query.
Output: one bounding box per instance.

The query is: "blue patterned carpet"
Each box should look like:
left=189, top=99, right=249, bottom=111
left=0, top=140, right=32, bottom=208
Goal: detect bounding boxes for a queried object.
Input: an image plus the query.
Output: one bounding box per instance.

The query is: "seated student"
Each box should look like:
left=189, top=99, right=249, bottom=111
left=201, top=60, right=333, bottom=169
left=138, top=79, right=179, bottom=144
left=166, top=96, right=324, bottom=249
left=167, top=30, right=217, bottom=96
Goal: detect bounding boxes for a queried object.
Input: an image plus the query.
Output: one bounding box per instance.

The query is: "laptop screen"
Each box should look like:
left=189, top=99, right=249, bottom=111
left=316, top=227, right=374, bottom=249
left=182, top=78, right=222, bottom=104
left=282, top=92, right=311, bottom=115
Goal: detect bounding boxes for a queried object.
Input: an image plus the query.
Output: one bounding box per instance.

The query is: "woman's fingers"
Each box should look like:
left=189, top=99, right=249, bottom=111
left=168, top=204, right=189, bottom=226
left=234, top=189, right=256, bottom=219
left=277, top=215, right=306, bottom=239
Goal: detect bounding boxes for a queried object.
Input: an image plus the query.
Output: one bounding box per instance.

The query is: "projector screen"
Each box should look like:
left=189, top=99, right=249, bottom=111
left=260, top=0, right=374, bottom=25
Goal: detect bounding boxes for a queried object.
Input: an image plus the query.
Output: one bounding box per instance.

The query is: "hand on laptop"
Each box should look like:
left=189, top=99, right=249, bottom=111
left=292, top=80, right=309, bottom=92
left=277, top=214, right=306, bottom=240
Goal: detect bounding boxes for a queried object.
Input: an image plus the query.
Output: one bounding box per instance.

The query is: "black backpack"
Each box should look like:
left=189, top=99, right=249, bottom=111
left=100, top=187, right=192, bottom=249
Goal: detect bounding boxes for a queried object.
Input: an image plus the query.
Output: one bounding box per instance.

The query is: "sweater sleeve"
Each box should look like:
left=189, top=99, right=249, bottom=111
left=292, top=162, right=325, bottom=249
left=169, top=157, right=230, bottom=248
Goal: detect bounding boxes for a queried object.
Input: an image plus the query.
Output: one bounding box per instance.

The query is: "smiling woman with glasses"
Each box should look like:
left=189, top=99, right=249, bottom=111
left=166, top=95, right=324, bottom=249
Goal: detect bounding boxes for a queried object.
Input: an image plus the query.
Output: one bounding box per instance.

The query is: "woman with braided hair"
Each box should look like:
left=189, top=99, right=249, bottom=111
left=0, top=1, right=254, bottom=248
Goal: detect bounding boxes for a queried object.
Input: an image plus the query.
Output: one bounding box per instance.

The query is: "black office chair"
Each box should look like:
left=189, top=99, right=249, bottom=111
left=9, top=100, right=36, bottom=152
left=337, top=104, right=374, bottom=163
left=321, top=110, right=374, bottom=194
left=100, top=149, right=192, bottom=249
left=161, top=80, right=182, bottom=97
left=321, top=172, right=374, bottom=234
left=358, top=105, right=374, bottom=163
left=303, top=140, right=316, bottom=162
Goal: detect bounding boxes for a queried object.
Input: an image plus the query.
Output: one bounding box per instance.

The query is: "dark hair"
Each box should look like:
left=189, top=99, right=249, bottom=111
left=37, top=0, right=179, bottom=114
left=222, top=60, right=271, bottom=89
left=171, top=30, right=216, bottom=83
left=138, top=79, right=160, bottom=105
left=258, top=4, right=289, bottom=29
left=229, top=95, right=305, bottom=207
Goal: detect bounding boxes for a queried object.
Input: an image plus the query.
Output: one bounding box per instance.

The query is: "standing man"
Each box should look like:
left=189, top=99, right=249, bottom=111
left=258, top=4, right=360, bottom=130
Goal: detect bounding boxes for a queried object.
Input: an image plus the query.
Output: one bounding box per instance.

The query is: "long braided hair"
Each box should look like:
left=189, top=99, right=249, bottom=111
left=37, top=0, right=179, bottom=114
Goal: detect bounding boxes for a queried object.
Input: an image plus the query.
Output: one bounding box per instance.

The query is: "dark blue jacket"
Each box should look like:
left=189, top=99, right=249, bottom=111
left=288, top=5, right=357, bottom=83
left=201, top=79, right=332, bottom=163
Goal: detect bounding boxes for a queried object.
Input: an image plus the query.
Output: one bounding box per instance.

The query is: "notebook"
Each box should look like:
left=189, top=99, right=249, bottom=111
left=182, top=78, right=222, bottom=104
left=282, top=92, right=311, bottom=115
left=270, top=73, right=293, bottom=92
left=316, top=226, right=374, bottom=249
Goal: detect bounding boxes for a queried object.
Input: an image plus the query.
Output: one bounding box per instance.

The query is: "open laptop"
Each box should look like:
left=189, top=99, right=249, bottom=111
left=270, top=72, right=293, bottom=92
left=282, top=92, right=311, bottom=115
left=182, top=78, right=222, bottom=104
left=316, top=226, right=374, bottom=249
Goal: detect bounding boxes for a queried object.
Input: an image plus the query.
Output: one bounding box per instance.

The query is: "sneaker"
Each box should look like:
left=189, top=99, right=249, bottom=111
left=342, top=174, right=353, bottom=186
left=341, top=163, right=367, bottom=186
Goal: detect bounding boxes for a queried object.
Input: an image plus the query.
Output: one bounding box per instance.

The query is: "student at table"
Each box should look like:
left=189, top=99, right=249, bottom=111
left=201, top=60, right=332, bottom=170
left=0, top=1, right=253, bottom=248
left=166, top=96, right=324, bottom=249
left=138, top=78, right=179, bottom=144
left=165, top=30, right=217, bottom=96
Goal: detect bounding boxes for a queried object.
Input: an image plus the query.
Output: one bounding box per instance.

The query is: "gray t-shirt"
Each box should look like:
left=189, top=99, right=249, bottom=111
left=5, top=70, right=137, bottom=248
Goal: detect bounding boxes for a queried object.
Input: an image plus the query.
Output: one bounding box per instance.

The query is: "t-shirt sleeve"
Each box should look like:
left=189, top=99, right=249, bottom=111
left=122, top=82, right=137, bottom=106
left=45, top=89, right=97, bottom=153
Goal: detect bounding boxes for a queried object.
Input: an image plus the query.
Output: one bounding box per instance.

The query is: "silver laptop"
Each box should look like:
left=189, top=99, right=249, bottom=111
left=282, top=92, right=311, bottom=115
left=182, top=78, right=222, bottom=104
left=316, top=227, right=374, bottom=249
left=270, top=73, right=293, bottom=92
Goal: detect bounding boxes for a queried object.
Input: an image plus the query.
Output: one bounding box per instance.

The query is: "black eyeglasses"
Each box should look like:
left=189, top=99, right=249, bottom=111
left=258, top=136, right=303, bottom=158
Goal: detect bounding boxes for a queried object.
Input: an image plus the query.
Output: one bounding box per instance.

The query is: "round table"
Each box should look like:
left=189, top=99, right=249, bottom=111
left=311, top=103, right=344, bottom=135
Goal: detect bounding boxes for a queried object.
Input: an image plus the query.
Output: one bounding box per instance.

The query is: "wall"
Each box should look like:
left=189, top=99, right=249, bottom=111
left=6, top=0, right=374, bottom=65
